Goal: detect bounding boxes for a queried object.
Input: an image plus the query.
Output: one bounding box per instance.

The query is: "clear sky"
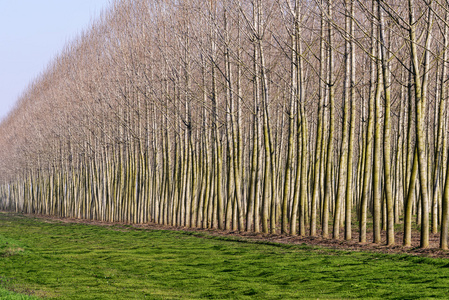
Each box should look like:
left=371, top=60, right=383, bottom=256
left=0, top=0, right=112, bottom=122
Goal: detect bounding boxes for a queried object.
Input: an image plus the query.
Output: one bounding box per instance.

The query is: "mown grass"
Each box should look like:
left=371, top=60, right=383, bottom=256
left=0, top=286, right=39, bottom=300
left=1, top=212, right=449, bottom=299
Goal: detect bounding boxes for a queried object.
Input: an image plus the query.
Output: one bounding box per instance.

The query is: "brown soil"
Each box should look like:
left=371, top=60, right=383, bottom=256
left=18, top=213, right=449, bottom=259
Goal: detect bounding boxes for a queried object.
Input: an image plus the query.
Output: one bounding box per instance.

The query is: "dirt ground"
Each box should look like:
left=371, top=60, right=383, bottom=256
left=22, top=213, right=449, bottom=259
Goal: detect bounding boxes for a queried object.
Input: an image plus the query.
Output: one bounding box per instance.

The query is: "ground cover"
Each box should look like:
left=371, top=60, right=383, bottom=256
left=0, top=286, right=38, bottom=300
left=1, top=212, right=449, bottom=299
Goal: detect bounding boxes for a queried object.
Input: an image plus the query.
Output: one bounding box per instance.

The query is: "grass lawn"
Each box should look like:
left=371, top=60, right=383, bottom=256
left=0, top=286, right=39, bottom=300
left=1, top=212, right=449, bottom=299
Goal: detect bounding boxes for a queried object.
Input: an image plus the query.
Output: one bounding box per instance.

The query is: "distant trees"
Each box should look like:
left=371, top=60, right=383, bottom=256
left=0, top=0, right=448, bottom=249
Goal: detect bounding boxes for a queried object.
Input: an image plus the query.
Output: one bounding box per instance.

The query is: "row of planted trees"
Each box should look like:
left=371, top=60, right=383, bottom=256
left=0, top=0, right=449, bottom=249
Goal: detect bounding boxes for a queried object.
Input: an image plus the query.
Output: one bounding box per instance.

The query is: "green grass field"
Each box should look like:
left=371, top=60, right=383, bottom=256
left=1, top=212, right=449, bottom=299
left=0, top=287, right=39, bottom=300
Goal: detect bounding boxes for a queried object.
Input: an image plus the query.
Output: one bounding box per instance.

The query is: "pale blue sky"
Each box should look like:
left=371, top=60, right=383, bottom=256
left=0, top=0, right=112, bottom=121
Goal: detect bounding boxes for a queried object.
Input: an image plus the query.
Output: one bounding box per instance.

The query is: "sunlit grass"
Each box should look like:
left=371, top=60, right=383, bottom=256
left=1, top=212, right=449, bottom=299
left=0, top=286, right=39, bottom=300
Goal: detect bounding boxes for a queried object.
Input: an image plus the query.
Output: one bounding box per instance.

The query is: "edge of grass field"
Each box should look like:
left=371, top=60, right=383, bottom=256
left=162, top=226, right=449, bottom=269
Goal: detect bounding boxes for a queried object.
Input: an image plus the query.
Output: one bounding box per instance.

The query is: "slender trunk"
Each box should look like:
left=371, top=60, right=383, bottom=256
left=378, top=1, right=394, bottom=245
left=409, top=0, right=430, bottom=248
left=310, top=0, right=326, bottom=237
left=360, top=0, right=376, bottom=243
left=323, top=0, right=334, bottom=239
